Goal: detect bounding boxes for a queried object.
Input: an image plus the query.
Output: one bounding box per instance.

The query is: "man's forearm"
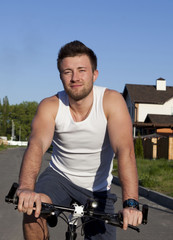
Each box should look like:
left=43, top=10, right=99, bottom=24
left=118, top=152, right=139, bottom=202
left=18, top=142, right=43, bottom=190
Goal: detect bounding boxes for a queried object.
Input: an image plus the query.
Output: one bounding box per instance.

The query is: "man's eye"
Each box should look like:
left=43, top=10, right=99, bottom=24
left=64, top=71, right=71, bottom=75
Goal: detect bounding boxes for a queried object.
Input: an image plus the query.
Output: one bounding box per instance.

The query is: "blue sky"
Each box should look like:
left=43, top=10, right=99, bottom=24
left=0, top=0, right=172, bottom=105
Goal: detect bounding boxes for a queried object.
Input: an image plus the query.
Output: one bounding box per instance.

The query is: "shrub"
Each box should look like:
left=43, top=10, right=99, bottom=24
left=135, top=134, right=144, bottom=159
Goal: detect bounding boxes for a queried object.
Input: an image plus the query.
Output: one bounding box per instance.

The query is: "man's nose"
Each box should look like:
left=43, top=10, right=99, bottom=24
left=71, top=71, right=79, bottom=81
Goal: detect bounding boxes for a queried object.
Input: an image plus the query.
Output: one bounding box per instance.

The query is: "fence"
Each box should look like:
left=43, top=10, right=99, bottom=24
left=8, top=140, right=28, bottom=146
left=141, top=136, right=173, bottom=160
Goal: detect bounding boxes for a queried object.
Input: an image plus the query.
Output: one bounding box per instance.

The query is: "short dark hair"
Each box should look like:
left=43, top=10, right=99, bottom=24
left=57, top=40, right=97, bottom=72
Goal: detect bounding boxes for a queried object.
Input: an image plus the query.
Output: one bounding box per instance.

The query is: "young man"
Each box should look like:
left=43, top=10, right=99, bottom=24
left=17, top=40, right=142, bottom=240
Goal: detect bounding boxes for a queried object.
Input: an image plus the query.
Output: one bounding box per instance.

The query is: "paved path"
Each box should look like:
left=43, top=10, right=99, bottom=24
left=0, top=148, right=173, bottom=239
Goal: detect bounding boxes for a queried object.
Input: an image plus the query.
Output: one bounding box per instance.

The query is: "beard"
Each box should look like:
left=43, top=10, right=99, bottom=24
left=63, top=82, right=94, bottom=101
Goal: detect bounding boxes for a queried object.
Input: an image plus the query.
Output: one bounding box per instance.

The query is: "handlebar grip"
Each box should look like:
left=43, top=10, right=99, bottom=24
left=142, top=204, right=148, bottom=224
left=5, top=182, right=19, bottom=204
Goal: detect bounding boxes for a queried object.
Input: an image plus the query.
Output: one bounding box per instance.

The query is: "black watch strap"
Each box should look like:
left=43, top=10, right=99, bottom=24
left=123, top=199, right=139, bottom=209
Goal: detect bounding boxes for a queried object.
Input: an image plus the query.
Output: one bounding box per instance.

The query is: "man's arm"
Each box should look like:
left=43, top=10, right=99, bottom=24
left=104, top=89, right=142, bottom=229
left=17, top=96, right=58, bottom=217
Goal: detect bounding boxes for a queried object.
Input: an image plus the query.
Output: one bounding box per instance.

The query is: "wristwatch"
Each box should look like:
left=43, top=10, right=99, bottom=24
left=123, top=199, right=139, bottom=209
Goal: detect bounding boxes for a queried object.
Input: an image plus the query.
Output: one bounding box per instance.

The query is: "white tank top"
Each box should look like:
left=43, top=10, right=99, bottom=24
left=50, top=85, right=114, bottom=191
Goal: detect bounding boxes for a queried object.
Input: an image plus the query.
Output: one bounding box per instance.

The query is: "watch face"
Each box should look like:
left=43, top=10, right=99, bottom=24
left=123, top=199, right=139, bottom=209
left=128, top=199, right=136, bottom=207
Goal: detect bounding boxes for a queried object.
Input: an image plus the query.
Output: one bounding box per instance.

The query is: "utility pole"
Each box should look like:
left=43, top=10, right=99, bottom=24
left=19, top=126, right=21, bottom=141
left=11, top=120, right=15, bottom=141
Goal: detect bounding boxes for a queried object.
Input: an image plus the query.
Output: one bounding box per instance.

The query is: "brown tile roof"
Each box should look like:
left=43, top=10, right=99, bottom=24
left=145, top=114, right=173, bottom=124
left=123, top=84, right=173, bottom=104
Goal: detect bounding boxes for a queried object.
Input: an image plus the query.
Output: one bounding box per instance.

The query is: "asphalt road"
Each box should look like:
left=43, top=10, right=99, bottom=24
left=0, top=147, right=173, bottom=240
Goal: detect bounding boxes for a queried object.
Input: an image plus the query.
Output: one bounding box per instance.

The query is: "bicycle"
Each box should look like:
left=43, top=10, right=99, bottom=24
left=5, top=182, right=148, bottom=240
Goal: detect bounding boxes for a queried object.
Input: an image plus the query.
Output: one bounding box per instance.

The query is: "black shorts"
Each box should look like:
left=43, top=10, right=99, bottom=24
left=35, top=166, right=117, bottom=240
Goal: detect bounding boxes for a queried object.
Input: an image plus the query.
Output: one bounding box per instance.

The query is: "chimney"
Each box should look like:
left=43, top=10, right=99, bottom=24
left=156, top=77, right=166, bottom=91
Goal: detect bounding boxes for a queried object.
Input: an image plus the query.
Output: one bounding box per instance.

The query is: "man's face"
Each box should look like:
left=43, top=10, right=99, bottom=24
left=59, top=55, right=98, bottom=101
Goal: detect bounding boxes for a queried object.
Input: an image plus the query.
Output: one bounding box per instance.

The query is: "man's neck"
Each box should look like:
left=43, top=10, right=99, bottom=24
left=69, top=90, right=94, bottom=122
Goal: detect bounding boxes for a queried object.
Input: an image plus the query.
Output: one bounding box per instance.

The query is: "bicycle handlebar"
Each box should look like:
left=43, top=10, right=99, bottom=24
left=5, top=182, right=148, bottom=232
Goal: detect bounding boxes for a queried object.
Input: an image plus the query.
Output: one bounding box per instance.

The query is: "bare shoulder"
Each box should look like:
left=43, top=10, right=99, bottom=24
left=37, top=94, right=59, bottom=119
left=104, top=88, right=124, bottom=101
left=103, top=89, right=127, bottom=118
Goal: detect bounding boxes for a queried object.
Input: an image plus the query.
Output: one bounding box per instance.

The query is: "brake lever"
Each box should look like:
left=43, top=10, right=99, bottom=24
left=5, top=182, right=19, bottom=204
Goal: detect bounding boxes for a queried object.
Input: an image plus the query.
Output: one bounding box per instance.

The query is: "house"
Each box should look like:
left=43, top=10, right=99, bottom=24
left=123, top=78, right=173, bottom=160
left=123, top=78, right=173, bottom=136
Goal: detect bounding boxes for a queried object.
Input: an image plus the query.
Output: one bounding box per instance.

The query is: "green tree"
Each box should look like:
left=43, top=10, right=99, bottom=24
left=0, top=97, right=38, bottom=140
left=0, top=99, right=2, bottom=135
left=0, top=96, right=10, bottom=136
left=9, top=101, right=38, bottom=140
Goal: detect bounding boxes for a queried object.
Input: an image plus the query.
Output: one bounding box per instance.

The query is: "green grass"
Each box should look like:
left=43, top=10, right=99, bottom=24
left=0, top=144, right=19, bottom=151
left=113, top=158, right=173, bottom=198
left=0, top=144, right=8, bottom=151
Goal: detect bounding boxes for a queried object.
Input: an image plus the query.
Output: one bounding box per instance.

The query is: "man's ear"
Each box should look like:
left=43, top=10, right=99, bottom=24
left=93, top=70, right=99, bottom=83
left=59, top=73, right=62, bottom=81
